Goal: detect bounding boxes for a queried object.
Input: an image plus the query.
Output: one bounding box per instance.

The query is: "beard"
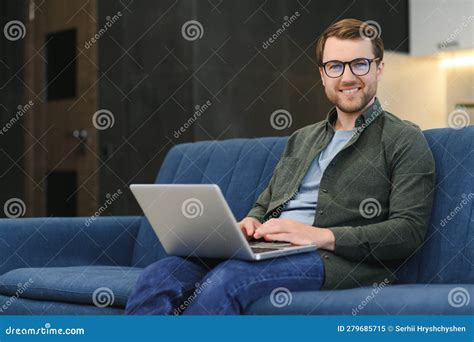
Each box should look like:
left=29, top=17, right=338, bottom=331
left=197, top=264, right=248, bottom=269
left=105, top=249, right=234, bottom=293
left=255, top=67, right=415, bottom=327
left=325, top=81, right=377, bottom=114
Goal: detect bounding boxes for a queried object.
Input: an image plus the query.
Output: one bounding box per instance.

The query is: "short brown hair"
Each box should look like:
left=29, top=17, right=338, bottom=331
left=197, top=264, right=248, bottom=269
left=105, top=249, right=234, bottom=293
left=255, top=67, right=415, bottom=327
left=315, top=18, right=384, bottom=66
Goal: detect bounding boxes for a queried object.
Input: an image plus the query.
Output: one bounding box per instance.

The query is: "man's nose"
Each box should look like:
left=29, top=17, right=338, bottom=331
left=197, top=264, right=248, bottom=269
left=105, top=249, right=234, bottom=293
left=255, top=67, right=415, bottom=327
left=340, top=64, right=358, bottom=83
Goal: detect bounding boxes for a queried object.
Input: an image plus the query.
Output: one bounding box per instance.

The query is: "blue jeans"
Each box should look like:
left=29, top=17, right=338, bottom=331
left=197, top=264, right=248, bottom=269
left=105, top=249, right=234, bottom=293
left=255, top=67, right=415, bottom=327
left=125, top=251, right=324, bottom=315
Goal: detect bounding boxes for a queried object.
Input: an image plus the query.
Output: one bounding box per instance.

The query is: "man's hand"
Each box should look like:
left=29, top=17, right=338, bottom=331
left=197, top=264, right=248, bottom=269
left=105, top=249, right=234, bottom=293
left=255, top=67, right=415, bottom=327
left=253, top=218, right=336, bottom=250
left=238, top=217, right=262, bottom=240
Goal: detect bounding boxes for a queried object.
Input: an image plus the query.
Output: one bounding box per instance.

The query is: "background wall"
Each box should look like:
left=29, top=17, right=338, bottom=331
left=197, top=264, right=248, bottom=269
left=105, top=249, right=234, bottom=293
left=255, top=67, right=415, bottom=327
left=0, top=0, right=27, bottom=215
left=6, top=0, right=466, bottom=218
left=97, top=0, right=410, bottom=215
left=378, top=52, right=447, bottom=129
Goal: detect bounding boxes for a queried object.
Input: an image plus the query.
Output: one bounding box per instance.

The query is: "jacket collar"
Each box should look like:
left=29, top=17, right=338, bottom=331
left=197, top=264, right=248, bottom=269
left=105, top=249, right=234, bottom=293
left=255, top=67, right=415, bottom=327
left=325, top=97, right=384, bottom=131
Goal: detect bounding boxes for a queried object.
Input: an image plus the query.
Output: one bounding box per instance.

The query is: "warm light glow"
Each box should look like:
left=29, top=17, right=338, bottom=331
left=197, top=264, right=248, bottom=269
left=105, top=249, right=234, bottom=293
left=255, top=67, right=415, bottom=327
left=441, top=54, right=474, bottom=68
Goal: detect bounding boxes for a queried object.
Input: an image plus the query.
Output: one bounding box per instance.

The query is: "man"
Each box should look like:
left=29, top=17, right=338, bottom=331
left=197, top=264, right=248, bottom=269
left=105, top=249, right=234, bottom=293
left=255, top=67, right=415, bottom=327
left=126, top=18, right=435, bottom=315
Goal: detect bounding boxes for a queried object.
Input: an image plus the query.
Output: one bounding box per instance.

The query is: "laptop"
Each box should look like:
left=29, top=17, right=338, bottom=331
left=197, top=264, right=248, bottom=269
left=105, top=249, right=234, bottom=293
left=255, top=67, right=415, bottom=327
left=130, top=184, right=316, bottom=260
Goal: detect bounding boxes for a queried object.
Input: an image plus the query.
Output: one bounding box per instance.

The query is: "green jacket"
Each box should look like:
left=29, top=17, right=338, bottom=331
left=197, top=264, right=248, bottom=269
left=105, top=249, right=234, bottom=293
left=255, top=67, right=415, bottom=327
left=247, top=98, right=436, bottom=290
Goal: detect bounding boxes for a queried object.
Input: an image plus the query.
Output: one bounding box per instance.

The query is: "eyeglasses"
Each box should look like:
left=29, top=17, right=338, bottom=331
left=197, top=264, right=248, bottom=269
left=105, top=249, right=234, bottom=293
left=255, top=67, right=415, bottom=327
left=321, top=58, right=380, bottom=78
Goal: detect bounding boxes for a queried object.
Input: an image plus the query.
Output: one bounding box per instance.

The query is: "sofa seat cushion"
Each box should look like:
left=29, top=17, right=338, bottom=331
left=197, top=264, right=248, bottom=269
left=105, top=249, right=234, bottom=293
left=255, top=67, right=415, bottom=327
left=246, top=284, right=474, bottom=315
left=0, top=266, right=142, bottom=308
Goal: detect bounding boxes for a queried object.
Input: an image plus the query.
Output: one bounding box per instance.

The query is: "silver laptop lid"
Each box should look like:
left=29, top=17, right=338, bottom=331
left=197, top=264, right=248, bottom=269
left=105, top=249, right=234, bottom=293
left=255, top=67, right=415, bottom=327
left=130, top=184, right=254, bottom=260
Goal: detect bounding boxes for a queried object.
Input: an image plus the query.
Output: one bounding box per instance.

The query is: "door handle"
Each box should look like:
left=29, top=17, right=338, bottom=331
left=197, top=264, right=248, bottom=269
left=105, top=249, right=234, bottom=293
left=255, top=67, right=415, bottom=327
left=73, top=129, right=88, bottom=154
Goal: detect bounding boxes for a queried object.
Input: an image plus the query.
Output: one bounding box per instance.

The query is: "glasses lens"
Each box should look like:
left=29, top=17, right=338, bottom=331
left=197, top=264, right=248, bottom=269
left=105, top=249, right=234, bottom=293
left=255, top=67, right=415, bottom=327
left=325, top=61, right=344, bottom=77
left=351, top=59, right=370, bottom=75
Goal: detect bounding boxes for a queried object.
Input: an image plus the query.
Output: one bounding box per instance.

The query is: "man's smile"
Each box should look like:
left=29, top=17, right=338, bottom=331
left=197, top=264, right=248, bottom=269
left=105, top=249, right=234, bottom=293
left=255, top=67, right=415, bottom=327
left=339, top=87, right=361, bottom=95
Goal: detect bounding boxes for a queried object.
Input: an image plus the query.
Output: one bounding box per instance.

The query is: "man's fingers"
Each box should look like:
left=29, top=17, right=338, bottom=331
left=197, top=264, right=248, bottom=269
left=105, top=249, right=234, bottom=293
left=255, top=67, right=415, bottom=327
left=241, top=225, right=254, bottom=237
left=253, top=223, right=286, bottom=238
left=263, top=233, right=291, bottom=243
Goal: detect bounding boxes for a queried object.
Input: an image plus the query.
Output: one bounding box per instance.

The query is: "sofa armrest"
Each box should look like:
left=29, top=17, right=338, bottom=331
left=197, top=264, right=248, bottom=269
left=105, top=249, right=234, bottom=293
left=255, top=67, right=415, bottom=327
left=0, top=216, right=142, bottom=275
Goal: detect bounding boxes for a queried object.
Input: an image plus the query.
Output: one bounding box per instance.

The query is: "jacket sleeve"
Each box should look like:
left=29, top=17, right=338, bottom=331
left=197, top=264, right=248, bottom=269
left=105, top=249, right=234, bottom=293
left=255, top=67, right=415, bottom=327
left=246, top=133, right=297, bottom=223
left=327, top=128, right=436, bottom=263
left=246, top=176, right=275, bottom=223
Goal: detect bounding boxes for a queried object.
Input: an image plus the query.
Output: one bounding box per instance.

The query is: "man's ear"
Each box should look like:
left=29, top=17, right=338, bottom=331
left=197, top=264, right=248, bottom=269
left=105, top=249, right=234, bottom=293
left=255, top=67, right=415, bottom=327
left=376, top=60, right=384, bottom=82
left=319, top=67, right=325, bottom=87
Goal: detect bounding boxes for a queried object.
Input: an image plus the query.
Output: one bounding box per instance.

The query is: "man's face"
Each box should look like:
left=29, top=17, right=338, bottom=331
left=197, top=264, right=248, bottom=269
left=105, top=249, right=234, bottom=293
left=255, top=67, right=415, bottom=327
left=319, top=37, right=384, bottom=114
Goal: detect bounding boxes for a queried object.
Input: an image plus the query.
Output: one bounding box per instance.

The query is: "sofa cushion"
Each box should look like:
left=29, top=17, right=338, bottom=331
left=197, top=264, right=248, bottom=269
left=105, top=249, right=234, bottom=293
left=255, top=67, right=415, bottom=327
left=397, top=127, right=474, bottom=284
left=131, top=137, right=288, bottom=267
left=0, top=266, right=142, bottom=308
left=246, top=284, right=474, bottom=315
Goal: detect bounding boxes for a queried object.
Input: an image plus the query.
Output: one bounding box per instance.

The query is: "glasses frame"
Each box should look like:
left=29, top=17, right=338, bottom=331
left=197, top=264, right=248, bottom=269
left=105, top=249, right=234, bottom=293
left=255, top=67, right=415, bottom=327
left=321, top=58, right=380, bottom=78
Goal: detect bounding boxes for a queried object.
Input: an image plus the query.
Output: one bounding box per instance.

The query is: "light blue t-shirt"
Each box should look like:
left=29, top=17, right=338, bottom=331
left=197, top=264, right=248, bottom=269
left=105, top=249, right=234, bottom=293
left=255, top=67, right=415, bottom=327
left=279, top=129, right=354, bottom=225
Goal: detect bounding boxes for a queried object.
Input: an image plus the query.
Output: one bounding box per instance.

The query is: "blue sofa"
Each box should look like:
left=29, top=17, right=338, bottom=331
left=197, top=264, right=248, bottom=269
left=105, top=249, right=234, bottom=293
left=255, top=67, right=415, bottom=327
left=0, top=127, right=472, bottom=315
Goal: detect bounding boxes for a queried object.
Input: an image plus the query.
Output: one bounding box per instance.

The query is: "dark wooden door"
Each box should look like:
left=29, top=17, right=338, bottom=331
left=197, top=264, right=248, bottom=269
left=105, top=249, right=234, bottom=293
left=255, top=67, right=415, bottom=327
left=24, top=0, right=99, bottom=216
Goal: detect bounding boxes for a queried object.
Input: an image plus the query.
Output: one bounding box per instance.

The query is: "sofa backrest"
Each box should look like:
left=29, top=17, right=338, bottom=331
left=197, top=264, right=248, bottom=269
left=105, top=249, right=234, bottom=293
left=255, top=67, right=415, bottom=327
left=131, top=128, right=474, bottom=286
left=397, top=127, right=474, bottom=284
left=131, top=137, right=288, bottom=267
